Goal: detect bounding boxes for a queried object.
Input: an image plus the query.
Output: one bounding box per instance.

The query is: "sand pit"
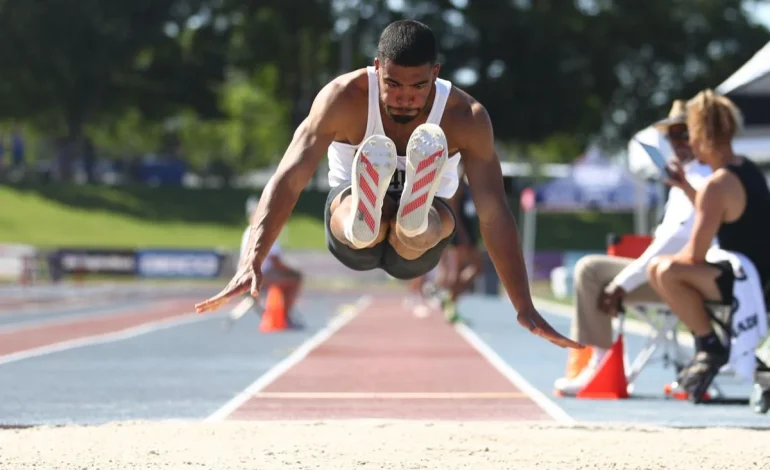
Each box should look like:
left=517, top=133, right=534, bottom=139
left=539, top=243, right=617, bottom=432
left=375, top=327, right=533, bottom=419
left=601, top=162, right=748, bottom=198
left=1, top=420, right=768, bottom=469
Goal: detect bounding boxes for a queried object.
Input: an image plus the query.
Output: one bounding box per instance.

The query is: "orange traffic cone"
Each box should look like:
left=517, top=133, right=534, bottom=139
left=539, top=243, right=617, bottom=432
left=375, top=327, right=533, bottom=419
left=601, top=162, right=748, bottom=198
left=576, top=334, right=629, bottom=400
left=565, top=346, right=593, bottom=380
left=259, top=286, right=288, bottom=333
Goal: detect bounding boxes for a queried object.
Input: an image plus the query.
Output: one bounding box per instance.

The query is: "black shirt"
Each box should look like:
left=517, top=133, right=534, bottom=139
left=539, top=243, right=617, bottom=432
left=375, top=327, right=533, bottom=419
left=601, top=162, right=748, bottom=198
left=716, top=157, right=770, bottom=287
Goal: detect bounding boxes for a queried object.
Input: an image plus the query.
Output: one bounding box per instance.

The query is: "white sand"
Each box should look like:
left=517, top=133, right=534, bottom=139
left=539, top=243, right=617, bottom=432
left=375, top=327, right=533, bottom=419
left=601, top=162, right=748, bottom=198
left=1, top=420, right=768, bottom=469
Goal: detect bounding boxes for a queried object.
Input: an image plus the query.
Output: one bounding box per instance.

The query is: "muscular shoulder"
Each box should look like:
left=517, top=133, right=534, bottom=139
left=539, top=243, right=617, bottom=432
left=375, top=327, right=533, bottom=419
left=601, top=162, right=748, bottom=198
left=443, top=86, right=493, bottom=151
left=707, top=168, right=741, bottom=193
left=309, top=69, right=368, bottom=128
left=697, top=169, right=738, bottom=209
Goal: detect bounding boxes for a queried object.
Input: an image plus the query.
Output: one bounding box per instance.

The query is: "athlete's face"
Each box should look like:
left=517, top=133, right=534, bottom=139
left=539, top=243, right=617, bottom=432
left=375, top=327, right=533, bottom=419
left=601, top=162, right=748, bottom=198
left=375, top=58, right=439, bottom=124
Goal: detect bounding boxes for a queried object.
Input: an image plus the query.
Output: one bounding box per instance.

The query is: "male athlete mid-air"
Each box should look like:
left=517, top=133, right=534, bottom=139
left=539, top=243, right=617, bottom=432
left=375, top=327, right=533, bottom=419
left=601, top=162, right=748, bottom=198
left=195, top=20, right=583, bottom=350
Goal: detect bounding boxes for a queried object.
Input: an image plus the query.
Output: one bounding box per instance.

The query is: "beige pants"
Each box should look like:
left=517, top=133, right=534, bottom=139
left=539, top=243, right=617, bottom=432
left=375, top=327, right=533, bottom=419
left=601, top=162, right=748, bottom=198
left=571, top=254, right=661, bottom=348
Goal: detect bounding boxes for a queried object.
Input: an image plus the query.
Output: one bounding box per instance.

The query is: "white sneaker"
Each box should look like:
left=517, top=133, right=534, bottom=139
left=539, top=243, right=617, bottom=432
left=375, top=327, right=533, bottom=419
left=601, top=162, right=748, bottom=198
left=553, top=353, right=634, bottom=396
left=412, top=303, right=432, bottom=318
left=554, top=364, right=600, bottom=396
left=344, top=135, right=398, bottom=248
left=396, top=123, right=449, bottom=237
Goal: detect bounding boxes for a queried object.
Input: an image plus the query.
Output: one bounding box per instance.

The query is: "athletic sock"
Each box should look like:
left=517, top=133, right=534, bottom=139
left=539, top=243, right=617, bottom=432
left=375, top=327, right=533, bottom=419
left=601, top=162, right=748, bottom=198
left=695, top=331, right=726, bottom=356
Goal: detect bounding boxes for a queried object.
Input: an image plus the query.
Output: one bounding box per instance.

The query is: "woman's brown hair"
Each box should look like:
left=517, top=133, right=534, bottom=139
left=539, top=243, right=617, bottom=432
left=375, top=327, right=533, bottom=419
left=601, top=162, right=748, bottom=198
left=687, top=89, right=743, bottom=147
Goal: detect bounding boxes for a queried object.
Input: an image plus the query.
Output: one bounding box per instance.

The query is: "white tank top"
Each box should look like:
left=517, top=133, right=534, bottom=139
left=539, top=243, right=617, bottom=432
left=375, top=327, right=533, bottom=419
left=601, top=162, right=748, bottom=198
left=326, top=66, right=461, bottom=199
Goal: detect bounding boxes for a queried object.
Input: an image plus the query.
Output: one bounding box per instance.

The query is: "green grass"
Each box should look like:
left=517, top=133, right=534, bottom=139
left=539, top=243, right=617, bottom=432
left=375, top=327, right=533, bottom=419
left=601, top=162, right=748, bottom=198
left=0, top=183, right=641, bottom=251
left=0, top=184, right=326, bottom=250
left=531, top=280, right=572, bottom=305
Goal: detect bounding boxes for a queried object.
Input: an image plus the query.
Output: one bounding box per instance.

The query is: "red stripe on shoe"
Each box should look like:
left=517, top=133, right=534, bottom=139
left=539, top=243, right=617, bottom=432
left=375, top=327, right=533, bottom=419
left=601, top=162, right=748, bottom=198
left=357, top=200, right=376, bottom=232
left=415, top=150, right=443, bottom=174
left=362, top=154, right=380, bottom=185
left=411, top=169, right=436, bottom=194
left=400, top=193, right=429, bottom=218
left=359, top=174, right=376, bottom=207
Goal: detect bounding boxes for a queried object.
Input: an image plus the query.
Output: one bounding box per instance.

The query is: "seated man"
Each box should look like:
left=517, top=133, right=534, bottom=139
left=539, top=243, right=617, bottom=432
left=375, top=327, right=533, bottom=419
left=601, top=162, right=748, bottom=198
left=554, top=100, right=713, bottom=394
left=648, top=90, right=770, bottom=402
left=226, top=196, right=303, bottom=328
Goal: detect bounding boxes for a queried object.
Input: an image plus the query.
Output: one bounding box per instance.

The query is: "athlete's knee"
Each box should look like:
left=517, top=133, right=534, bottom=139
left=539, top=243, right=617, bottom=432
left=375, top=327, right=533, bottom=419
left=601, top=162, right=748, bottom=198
left=329, top=187, right=350, bottom=214
left=330, top=194, right=389, bottom=249
left=394, top=204, right=450, bottom=248
left=574, top=254, right=606, bottom=286
left=390, top=217, right=439, bottom=252
left=435, top=202, right=455, bottom=239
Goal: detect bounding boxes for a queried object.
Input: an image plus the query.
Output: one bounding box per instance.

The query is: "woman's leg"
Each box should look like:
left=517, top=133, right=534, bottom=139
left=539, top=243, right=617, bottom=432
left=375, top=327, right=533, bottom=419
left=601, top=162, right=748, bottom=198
left=648, top=256, right=723, bottom=337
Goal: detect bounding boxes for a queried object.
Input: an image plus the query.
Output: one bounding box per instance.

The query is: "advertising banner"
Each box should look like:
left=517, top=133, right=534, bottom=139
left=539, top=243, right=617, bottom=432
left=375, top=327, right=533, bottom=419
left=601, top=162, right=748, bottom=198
left=56, top=249, right=137, bottom=275
left=136, top=250, right=223, bottom=278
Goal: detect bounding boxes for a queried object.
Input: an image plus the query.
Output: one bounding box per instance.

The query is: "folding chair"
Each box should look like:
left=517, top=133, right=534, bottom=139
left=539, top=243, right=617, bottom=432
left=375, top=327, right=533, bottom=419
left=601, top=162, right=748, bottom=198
left=606, top=234, right=691, bottom=388
left=738, top=282, right=770, bottom=413
left=608, top=235, right=770, bottom=405
left=751, top=341, right=770, bottom=413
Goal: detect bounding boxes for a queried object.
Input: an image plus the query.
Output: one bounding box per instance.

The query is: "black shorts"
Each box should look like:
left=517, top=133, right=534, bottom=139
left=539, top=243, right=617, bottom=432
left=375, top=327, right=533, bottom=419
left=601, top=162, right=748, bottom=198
left=708, top=260, right=735, bottom=305
left=451, top=214, right=479, bottom=247
left=324, top=184, right=455, bottom=280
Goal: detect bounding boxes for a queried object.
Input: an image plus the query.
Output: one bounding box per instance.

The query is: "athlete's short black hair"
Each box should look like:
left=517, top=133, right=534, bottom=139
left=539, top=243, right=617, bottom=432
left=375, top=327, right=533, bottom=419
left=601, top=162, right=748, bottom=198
left=377, top=20, right=437, bottom=67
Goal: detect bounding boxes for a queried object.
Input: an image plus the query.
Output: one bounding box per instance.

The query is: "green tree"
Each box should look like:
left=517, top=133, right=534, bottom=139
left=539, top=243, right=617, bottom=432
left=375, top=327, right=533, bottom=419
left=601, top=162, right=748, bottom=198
left=397, top=0, right=770, bottom=159
left=0, top=0, right=228, bottom=142
left=174, top=65, right=290, bottom=171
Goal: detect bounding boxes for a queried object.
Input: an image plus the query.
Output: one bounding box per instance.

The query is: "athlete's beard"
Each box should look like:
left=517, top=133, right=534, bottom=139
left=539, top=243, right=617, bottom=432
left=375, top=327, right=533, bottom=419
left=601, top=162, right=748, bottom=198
left=385, top=106, right=421, bottom=124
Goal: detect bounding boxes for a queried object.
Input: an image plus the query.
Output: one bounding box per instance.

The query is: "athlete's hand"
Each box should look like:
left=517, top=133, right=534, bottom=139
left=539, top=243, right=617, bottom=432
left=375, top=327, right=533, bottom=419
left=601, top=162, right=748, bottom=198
left=195, top=255, right=263, bottom=314
left=517, top=305, right=585, bottom=349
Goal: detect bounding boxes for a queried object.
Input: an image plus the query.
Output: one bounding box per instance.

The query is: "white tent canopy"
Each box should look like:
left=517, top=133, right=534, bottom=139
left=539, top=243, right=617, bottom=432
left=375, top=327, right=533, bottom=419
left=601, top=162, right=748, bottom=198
left=715, top=41, right=770, bottom=165
left=520, top=146, right=657, bottom=276
left=716, top=41, right=770, bottom=96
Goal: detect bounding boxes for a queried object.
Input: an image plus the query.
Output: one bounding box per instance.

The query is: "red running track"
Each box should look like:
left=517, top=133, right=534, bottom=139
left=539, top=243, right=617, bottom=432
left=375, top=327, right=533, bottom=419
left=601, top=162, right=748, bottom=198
left=230, top=297, right=552, bottom=421
left=0, top=298, right=199, bottom=357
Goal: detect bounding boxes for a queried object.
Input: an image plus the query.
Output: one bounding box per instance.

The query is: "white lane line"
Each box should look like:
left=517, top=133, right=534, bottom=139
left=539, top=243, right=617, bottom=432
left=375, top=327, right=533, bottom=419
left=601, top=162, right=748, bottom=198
left=0, top=300, right=180, bottom=335
left=247, top=391, right=530, bottom=399
left=204, top=295, right=372, bottom=422
left=0, top=311, right=220, bottom=366
left=454, top=323, right=577, bottom=424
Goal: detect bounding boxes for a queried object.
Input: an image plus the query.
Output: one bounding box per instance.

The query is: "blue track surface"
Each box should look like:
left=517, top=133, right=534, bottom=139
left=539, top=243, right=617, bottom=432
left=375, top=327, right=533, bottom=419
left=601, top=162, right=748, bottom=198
left=457, top=295, right=770, bottom=428
left=0, top=291, right=354, bottom=425
left=1, top=284, right=768, bottom=428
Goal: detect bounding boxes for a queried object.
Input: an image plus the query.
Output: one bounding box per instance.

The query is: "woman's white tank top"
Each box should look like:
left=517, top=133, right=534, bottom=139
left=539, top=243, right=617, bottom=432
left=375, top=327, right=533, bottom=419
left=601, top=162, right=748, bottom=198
left=326, top=66, right=461, bottom=199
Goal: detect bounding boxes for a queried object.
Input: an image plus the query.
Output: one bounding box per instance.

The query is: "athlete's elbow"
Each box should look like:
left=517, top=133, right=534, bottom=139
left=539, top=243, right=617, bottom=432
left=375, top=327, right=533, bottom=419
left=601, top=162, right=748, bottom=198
left=260, top=166, right=303, bottom=203
left=268, top=167, right=307, bottom=198
left=476, top=199, right=511, bottom=228
left=274, top=155, right=318, bottom=195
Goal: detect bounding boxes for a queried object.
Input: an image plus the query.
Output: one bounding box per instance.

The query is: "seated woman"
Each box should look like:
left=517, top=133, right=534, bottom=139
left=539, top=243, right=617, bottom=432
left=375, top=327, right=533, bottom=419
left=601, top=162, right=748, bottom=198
left=647, top=90, right=770, bottom=401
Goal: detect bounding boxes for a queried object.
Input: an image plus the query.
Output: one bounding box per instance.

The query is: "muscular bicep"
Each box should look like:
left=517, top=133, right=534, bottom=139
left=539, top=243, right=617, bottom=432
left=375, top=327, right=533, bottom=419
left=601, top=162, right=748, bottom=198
left=274, top=83, right=348, bottom=191
left=459, top=106, right=509, bottom=224
left=680, top=182, right=726, bottom=262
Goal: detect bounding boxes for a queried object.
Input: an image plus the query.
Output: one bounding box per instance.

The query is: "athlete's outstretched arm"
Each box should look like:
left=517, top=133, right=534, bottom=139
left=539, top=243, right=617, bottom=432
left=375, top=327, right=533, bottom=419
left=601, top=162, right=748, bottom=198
left=196, top=82, right=349, bottom=313
left=459, top=103, right=583, bottom=349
